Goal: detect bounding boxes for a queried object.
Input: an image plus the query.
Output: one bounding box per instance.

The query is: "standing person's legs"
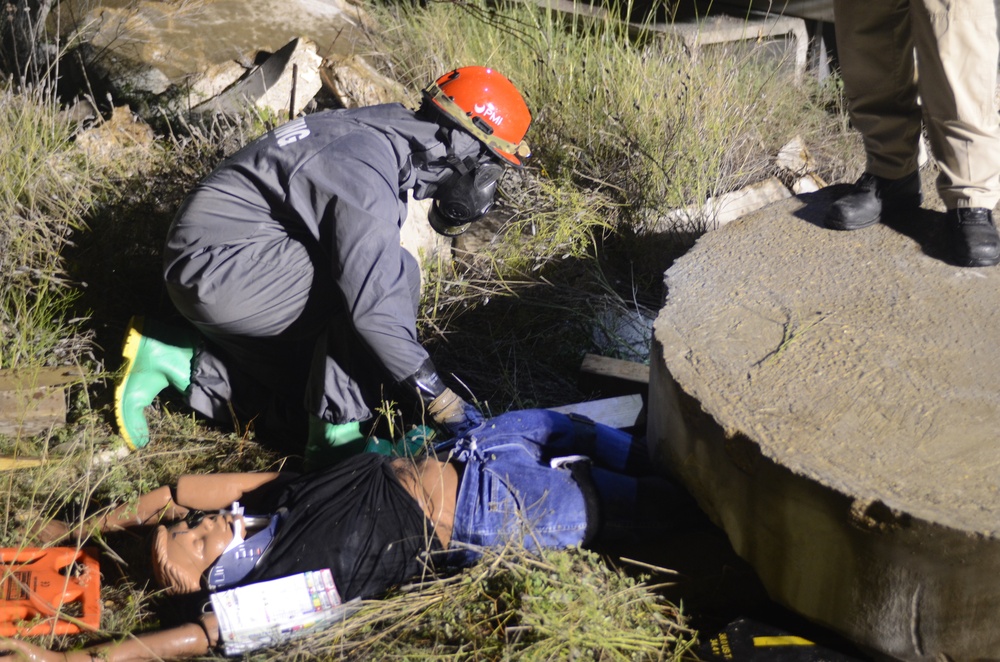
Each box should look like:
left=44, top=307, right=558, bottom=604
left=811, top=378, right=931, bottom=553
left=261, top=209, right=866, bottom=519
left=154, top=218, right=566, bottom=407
left=835, top=0, right=923, bottom=177
left=826, top=0, right=923, bottom=230
left=911, top=0, right=1000, bottom=265
left=912, top=0, right=1000, bottom=210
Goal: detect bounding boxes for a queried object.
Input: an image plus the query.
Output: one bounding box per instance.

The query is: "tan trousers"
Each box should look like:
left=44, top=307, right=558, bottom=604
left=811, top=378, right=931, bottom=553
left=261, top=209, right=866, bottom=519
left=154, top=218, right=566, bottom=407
left=833, top=0, right=1000, bottom=209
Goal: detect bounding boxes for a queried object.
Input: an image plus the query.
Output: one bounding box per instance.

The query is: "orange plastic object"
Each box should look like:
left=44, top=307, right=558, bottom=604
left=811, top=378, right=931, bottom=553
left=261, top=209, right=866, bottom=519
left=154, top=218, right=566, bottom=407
left=0, top=547, right=101, bottom=636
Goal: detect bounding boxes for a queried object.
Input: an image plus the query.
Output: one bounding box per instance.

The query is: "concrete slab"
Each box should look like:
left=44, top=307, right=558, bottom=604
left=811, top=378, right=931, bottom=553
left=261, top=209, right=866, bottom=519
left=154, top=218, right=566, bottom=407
left=647, top=187, right=1000, bottom=661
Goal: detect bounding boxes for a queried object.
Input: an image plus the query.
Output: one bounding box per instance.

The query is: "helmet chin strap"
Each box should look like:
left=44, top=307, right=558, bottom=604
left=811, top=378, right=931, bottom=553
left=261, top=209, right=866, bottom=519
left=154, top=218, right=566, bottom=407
left=410, top=127, right=482, bottom=199
left=443, top=127, right=482, bottom=176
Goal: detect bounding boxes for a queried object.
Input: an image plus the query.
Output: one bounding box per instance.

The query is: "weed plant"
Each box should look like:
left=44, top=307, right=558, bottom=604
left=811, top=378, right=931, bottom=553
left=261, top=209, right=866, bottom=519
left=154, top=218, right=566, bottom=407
left=0, top=82, right=106, bottom=369
left=372, top=0, right=857, bottom=228
left=369, top=0, right=859, bottom=406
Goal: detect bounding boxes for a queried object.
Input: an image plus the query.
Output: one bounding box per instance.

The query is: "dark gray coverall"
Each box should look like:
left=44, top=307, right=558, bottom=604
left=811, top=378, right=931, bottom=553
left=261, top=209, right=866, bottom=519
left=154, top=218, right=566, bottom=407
left=163, top=104, right=481, bottom=436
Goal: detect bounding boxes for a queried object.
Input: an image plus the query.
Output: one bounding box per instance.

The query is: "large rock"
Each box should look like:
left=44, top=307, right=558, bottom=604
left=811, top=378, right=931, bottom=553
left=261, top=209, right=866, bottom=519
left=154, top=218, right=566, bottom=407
left=70, top=0, right=370, bottom=84
left=74, top=106, right=155, bottom=173
left=648, top=187, right=1000, bottom=661
left=320, top=54, right=407, bottom=108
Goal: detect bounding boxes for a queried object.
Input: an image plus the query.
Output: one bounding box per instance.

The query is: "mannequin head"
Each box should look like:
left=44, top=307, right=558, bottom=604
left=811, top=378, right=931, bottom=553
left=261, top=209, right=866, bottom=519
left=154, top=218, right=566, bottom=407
left=151, top=513, right=236, bottom=595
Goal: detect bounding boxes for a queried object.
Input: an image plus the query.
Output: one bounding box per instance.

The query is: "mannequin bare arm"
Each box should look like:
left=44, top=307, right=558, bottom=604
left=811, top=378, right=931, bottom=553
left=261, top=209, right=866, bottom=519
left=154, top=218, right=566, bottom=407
left=0, top=613, right=219, bottom=662
left=34, top=473, right=281, bottom=543
left=174, top=472, right=280, bottom=510
left=97, top=472, right=280, bottom=529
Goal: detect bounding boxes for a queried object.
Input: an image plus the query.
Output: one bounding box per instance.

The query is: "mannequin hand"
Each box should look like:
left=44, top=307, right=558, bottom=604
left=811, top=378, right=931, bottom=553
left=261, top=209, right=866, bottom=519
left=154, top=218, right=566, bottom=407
left=28, top=519, right=77, bottom=545
left=427, top=388, right=483, bottom=436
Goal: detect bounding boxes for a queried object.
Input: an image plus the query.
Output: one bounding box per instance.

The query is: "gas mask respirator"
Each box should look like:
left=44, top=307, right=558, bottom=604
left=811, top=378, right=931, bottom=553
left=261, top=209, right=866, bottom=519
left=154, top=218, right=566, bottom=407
left=428, top=160, right=506, bottom=237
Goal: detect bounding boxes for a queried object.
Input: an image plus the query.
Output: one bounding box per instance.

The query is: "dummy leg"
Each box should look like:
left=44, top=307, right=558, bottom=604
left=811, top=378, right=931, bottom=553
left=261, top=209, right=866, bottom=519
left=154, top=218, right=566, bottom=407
left=588, top=467, right=707, bottom=545
left=488, top=409, right=652, bottom=475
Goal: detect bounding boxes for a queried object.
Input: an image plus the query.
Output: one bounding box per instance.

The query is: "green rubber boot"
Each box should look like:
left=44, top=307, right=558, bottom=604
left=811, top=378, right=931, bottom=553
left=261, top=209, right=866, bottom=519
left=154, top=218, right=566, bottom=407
left=303, top=417, right=369, bottom=471
left=114, top=316, right=197, bottom=450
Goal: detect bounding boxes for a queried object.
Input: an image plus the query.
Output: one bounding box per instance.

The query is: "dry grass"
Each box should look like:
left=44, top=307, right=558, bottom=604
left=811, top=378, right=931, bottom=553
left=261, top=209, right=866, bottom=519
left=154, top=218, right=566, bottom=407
left=246, top=546, right=696, bottom=661
left=0, top=82, right=105, bottom=369
left=0, top=1, right=863, bottom=657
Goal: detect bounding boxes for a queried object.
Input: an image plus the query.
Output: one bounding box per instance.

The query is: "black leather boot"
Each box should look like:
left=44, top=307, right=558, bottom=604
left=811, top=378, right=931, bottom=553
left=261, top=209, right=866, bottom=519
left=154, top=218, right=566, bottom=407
left=825, top=171, right=922, bottom=231
left=948, top=207, right=1000, bottom=267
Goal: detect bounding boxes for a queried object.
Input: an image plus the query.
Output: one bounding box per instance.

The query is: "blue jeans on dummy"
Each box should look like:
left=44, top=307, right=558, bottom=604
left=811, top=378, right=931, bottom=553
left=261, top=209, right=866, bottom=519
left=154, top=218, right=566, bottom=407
left=445, top=409, right=690, bottom=566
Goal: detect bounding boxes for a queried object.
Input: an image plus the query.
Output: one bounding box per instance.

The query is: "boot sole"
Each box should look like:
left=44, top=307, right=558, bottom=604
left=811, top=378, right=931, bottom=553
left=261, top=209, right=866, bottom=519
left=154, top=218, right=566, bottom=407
left=958, top=253, right=1000, bottom=268
left=114, top=316, right=146, bottom=450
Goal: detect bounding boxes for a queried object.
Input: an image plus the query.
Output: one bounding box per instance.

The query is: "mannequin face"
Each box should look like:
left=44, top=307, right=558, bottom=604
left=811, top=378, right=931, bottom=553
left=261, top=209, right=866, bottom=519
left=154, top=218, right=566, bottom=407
left=163, top=513, right=237, bottom=587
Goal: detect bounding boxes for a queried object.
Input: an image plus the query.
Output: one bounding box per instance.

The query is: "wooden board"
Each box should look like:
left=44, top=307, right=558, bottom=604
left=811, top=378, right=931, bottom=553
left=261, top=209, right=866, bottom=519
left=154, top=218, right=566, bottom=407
left=0, top=367, right=81, bottom=437
left=580, top=354, right=650, bottom=385
left=548, top=394, right=645, bottom=429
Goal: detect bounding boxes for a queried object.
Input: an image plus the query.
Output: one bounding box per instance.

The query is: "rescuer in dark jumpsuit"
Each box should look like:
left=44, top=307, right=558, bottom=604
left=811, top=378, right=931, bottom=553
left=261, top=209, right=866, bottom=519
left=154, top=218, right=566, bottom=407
left=113, top=66, right=532, bottom=468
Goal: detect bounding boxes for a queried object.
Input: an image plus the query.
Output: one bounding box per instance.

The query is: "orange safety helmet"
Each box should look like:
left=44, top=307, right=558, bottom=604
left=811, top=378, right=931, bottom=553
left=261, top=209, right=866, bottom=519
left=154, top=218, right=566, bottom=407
left=424, top=66, right=532, bottom=167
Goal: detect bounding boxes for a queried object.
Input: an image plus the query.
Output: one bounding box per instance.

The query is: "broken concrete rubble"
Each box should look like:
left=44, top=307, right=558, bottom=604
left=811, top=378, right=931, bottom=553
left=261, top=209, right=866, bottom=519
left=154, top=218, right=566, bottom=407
left=191, top=38, right=323, bottom=118
left=320, top=54, right=408, bottom=109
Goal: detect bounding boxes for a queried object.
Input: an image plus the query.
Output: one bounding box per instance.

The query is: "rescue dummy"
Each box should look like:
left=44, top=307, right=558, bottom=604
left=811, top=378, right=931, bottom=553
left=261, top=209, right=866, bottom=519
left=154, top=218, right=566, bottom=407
left=9, top=410, right=704, bottom=661
left=113, top=66, right=532, bottom=468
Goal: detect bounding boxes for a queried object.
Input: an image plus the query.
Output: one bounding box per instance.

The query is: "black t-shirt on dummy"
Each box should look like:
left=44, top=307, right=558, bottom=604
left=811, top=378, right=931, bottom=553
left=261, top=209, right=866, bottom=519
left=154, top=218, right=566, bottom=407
left=237, top=453, right=441, bottom=601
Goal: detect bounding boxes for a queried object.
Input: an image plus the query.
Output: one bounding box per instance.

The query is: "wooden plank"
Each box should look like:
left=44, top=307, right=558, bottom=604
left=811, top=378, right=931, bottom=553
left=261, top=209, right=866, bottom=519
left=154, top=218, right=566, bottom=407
left=580, top=354, right=650, bottom=385
left=0, top=456, right=45, bottom=471
left=0, top=367, right=81, bottom=390
left=548, top=394, right=645, bottom=429
left=0, top=367, right=80, bottom=437
left=0, top=387, right=67, bottom=437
